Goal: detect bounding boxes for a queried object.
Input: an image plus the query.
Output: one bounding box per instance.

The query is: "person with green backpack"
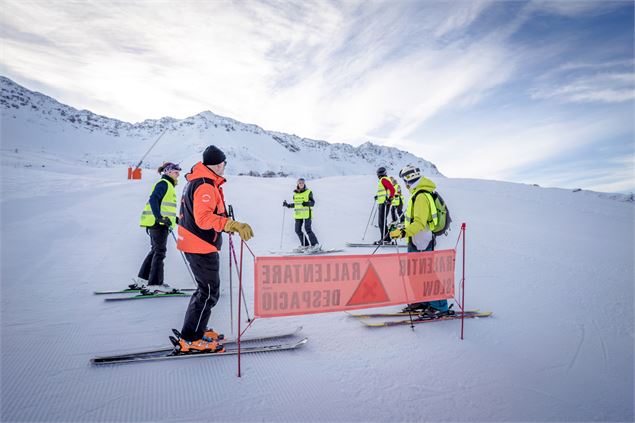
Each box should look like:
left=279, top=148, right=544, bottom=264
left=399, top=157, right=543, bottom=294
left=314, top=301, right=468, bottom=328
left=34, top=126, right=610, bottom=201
left=389, top=164, right=452, bottom=316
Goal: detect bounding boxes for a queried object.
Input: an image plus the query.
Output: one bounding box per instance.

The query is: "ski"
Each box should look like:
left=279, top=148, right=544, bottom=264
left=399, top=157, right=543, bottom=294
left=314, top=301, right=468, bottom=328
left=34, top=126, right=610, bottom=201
left=268, top=248, right=344, bottom=256
left=345, top=242, right=406, bottom=248
left=358, top=311, right=492, bottom=327
left=104, top=290, right=191, bottom=301
left=95, top=287, right=195, bottom=295
left=91, top=326, right=304, bottom=362
left=348, top=309, right=481, bottom=318
left=91, top=337, right=308, bottom=365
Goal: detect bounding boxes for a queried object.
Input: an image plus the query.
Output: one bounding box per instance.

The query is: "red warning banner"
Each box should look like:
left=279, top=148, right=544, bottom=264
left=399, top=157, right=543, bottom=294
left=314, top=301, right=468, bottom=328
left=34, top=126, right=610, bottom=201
left=254, top=249, right=455, bottom=318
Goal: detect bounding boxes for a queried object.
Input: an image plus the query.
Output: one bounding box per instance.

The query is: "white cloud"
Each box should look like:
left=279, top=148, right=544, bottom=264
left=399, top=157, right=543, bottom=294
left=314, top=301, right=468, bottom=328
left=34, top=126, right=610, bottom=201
left=1, top=0, right=505, bottom=136
left=434, top=0, right=496, bottom=39
left=1, top=0, right=632, bottom=193
left=531, top=69, right=635, bottom=104
left=400, top=108, right=629, bottom=183
left=527, top=0, right=626, bottom=16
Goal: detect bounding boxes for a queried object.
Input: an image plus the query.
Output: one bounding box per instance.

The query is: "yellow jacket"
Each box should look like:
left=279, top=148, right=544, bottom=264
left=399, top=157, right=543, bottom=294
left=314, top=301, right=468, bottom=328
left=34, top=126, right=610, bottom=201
left=404, top=177, right=436, bottom=248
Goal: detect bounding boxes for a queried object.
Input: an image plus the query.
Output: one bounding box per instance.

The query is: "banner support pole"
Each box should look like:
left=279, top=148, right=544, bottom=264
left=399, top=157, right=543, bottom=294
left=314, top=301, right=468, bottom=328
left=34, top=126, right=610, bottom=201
left=237, top=240, right=244, bottom=377
left=460, top=223, right=466, bottom=340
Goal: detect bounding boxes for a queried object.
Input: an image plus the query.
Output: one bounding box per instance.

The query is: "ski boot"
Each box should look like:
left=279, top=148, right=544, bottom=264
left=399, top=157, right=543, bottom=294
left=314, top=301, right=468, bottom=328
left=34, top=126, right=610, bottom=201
left=170, top=337, right=225, bottom=354
left=419, top=304, right=455, bottom=319
left=128, top=279, right=146, bottom=290
left=203, top=328, right=225, bottom=341
left=401, top=302, right=429, bottom=313
left=145, top=283, right=171, bottom=292
left=307, top=244, right=322, bottom=253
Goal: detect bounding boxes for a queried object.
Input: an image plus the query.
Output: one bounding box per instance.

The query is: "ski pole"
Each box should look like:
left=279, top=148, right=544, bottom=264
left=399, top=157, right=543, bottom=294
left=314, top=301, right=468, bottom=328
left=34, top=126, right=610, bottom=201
left=170, top=230, right=197, bottom=287
left=226, top=205, right=251, bottom=321
left=280, top=206, right=286, bottom=249
left=362, top=201, right=377, bottom=240
left=229, top=227, right=252, bottom=321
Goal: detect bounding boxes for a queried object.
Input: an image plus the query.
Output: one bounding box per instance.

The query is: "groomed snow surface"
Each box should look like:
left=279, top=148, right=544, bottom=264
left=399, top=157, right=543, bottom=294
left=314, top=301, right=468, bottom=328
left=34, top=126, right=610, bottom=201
left=1, top=151, right=633, bottom=422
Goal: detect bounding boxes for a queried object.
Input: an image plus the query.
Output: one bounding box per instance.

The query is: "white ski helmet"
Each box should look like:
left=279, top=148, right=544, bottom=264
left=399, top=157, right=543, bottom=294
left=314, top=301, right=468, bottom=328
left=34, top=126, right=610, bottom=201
left=399, top=164, right=421, bottom=185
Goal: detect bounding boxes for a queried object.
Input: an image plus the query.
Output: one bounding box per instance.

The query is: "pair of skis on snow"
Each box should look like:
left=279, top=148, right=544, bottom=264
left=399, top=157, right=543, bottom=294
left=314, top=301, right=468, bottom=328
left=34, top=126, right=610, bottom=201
left=94, top=285, right=195, bottom=301
left=268, top=242, right=405, bottom=256
left=91, top=326, right=308, bottom=365
left=269, top=247, right=344, bottom=255
left=90, top=309, right=493, bottom=365
left=348, top=309, right=493, bottom=327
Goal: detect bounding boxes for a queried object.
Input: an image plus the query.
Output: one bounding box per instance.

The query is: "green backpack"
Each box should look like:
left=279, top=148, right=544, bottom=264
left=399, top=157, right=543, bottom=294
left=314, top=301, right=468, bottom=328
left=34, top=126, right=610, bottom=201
left=411, top=190, right=452, bottom=237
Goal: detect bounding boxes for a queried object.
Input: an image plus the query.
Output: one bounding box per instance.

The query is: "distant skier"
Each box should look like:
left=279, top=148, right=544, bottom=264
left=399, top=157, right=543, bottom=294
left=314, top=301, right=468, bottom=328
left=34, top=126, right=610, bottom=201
left=283, top=178, right=321, bottom=252
left=137, top=162, right=181, bottom=290
left=390, top=164, right=451, bottom=316
left=175, top=145, right=254, bottom=353
left=374, top=166, right=395, bottom=244
left=389, top=176, right=405, bottom=224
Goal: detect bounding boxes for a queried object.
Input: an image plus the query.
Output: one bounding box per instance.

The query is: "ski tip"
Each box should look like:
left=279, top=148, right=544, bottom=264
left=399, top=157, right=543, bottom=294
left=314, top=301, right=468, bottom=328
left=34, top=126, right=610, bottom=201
left=295, top=337, right=309, bottom=347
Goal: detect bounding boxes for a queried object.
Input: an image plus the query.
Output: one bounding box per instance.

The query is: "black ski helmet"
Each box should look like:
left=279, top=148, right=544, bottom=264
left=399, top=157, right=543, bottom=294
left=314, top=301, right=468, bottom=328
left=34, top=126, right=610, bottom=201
left=376, top=166, right=387, bottom=177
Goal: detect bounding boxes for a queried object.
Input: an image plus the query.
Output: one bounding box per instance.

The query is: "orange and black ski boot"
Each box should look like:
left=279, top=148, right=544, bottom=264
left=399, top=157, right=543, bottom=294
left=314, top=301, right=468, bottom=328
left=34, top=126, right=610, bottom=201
left=170, top=336, right=225, bottom=354
left=169, top=328, right=225, bottom=355
left=203, top=328, right=225, bottom=341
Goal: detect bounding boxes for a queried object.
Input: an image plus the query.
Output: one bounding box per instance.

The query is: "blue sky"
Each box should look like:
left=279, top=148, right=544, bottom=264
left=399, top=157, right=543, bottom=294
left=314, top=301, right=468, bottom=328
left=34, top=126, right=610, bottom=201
left=1, top=0, right=633, bottom=193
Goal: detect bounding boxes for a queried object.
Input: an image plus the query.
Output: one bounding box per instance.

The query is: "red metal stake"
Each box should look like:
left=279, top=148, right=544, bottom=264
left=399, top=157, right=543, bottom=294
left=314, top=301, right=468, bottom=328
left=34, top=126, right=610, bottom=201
left=237, top=240, right=243, bottom=377
left=460, top=222, right=466, bottom=340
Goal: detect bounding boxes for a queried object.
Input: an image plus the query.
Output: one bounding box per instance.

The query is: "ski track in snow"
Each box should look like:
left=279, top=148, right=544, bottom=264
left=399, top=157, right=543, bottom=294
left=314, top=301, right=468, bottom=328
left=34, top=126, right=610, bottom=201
left=566, top=324, right=585, bottom=373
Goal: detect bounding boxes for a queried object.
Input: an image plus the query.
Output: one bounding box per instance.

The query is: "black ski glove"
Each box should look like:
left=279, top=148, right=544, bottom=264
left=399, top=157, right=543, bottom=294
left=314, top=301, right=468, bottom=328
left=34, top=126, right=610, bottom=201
left=157, top=216, right=172, bottom=227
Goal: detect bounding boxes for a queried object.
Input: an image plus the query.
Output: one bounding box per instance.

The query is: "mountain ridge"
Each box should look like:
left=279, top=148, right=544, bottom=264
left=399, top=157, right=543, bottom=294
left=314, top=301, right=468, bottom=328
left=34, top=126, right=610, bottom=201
left=0, top=76, right=441, bottom=179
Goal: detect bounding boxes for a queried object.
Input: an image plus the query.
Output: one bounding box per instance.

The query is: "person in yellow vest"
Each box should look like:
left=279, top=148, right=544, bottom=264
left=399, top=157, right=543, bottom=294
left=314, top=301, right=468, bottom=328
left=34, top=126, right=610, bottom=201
left=390, top=164, right=451, bottom=316
left=137, top=162, right=181, bottom=290
left=375, top=167, right=395, bottom=244
left=283, top=178, right=321, bottom=252
left=389, top=176, right=405, bottom=224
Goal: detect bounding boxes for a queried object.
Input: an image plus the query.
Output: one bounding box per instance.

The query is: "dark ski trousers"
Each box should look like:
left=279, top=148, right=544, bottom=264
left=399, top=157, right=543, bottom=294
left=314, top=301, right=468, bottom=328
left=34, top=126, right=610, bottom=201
left=407, top=239, right=447, bottom=311
left=377, top=203, right=391, bottom=241
left=180, top=252, right=221, bottom=342
left=138, top=226, right=169, bottom=285
left=295, top=218, right=318, bottom=246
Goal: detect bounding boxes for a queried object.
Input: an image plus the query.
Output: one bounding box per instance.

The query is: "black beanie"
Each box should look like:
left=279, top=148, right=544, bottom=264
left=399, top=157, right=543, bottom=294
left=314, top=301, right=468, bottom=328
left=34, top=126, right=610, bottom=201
left=202, top=145, right=226, bottom=166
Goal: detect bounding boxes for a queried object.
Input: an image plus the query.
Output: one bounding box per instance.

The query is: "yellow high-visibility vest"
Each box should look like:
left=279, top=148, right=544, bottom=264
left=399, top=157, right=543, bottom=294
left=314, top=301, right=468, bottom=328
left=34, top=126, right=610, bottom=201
left=293, top=189, right=312, bottom=219
left=139, top=179, right=177, bottom=227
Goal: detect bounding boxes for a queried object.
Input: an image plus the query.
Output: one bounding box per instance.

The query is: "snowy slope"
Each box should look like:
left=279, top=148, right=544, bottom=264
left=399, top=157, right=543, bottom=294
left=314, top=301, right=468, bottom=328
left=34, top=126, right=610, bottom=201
left=0, top=76, right=441, bottom=179
left=0, top=150, right=633, bottom=422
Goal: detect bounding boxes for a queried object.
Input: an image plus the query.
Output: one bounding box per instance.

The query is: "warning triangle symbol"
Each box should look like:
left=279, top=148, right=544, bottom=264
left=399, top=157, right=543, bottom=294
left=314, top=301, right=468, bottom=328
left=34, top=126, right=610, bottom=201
left=346, top=263, right=390, bottom=306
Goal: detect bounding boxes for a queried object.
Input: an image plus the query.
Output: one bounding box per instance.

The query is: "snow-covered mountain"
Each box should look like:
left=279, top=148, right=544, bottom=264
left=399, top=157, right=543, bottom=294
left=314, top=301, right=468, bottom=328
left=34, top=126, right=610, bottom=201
left=0, top=76, right=441, bottom=178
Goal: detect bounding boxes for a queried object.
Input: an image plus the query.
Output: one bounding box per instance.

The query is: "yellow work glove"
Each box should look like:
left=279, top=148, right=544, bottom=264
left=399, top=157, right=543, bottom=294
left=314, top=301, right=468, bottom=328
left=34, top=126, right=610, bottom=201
left=389, top=228, right=405, bottom=239
left=224, top=219, right=254, bottom=242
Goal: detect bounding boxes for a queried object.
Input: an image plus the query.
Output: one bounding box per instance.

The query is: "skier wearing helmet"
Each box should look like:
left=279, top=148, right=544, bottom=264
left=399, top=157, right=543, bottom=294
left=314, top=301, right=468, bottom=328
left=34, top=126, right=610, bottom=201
left=391, top=164, right=452, bottom=316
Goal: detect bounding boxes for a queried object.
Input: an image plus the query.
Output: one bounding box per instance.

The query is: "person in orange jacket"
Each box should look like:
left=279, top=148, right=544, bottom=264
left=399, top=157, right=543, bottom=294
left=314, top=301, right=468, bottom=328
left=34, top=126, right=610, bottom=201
left=175, top=145, right=253, bottom=353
